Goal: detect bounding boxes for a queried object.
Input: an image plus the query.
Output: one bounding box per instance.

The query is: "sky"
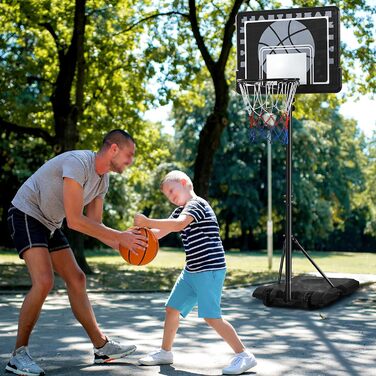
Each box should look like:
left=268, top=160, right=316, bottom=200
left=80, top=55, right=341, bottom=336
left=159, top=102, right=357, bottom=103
left=339, top=95, right=375, bottom=137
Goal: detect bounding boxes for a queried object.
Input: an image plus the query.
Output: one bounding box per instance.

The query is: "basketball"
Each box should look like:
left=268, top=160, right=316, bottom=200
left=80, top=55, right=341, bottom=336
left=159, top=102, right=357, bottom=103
left=119, top=227, right=159, bottom=266
left=261, top=112, right=277, bottom=126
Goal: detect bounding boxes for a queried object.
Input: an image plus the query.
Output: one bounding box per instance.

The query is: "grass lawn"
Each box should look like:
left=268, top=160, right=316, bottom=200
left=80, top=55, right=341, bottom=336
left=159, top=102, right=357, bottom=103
left=0, top=247, right=375, bottom=292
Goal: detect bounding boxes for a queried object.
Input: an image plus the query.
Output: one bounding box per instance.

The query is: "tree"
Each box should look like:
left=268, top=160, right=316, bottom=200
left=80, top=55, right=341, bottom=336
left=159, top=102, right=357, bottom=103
left=0, top=0, right=165, bottom=271
left=0, top=0, right=86, bottom=151
left=358, top=133, right=376, bottom=238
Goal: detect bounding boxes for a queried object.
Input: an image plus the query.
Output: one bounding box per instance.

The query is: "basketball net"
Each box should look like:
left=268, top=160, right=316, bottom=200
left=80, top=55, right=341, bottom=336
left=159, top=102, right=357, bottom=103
left=237, top=79, right=299, bottom=144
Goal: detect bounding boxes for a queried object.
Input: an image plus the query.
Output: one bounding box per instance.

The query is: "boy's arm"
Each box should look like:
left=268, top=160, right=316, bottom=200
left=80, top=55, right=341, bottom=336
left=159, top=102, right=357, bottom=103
left=134, top=213, right=194, bottom=240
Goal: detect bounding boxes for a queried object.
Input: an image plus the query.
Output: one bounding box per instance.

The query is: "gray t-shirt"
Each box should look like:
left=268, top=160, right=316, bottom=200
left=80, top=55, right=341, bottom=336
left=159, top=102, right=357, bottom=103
left=12, top=150, right=109, bottom=232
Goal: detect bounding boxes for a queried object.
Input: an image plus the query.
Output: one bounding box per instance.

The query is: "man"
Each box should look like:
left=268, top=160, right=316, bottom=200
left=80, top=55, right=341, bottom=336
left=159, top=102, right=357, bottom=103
left=6, top=129, right=147, bottom=376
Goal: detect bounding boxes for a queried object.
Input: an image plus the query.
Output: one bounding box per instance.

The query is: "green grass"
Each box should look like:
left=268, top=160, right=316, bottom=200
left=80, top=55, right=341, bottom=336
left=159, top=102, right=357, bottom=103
left=0, top=247, right=375, bottom=292
left=83, top=247, right=376, bottom=274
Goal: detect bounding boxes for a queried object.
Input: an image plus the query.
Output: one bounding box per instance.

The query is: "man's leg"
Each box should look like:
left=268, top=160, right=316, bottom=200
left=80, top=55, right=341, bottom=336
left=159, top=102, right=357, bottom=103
left=50, top=248, right=106, bottom=348
left=51, top=248, right=136, bottom=363
left=16, top=247, right=54, bottom=349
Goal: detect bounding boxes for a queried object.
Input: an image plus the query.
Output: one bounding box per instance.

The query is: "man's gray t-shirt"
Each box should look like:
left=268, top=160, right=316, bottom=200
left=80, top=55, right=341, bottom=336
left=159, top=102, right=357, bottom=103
left=12, top=150, right=109, bottom=232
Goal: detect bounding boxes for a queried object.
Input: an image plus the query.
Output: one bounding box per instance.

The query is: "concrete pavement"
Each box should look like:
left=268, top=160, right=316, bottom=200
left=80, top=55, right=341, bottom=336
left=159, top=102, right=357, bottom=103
left=0, top=273, right=375, bottom=376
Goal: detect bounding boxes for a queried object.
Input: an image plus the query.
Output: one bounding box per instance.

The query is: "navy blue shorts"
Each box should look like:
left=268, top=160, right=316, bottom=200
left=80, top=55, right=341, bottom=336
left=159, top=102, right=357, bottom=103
left=7, top=205, right=70, bottom=259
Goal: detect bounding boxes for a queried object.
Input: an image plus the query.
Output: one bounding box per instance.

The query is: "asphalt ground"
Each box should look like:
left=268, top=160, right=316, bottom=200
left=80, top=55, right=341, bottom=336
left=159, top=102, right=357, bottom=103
left=1, top=273, right=375, bottom=376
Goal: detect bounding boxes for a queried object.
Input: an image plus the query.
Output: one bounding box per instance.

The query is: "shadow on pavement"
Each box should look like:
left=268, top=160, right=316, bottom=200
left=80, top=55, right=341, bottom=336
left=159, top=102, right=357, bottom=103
left=0, top=281, right=375, bottom=375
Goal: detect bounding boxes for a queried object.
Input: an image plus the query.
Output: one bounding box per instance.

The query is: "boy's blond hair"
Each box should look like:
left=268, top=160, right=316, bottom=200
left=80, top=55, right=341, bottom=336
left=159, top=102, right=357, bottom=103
left=160, top=170, right=193, bottom=189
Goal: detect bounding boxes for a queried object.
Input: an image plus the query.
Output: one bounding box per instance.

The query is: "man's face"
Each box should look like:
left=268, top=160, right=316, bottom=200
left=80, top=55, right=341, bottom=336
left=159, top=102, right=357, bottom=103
left=162, top=180, right=188, bottom=206
left=110, top=142, right=135, bottom=173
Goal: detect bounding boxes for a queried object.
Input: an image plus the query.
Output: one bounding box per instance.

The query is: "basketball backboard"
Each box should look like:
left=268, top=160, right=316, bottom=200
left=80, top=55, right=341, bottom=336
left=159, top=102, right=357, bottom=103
left=236, top=6, right=341, bottom=94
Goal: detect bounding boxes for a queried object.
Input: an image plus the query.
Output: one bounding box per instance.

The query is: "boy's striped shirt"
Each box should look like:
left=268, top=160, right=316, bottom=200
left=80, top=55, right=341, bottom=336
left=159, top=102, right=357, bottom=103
left=170, top=197, right=226, bottom=273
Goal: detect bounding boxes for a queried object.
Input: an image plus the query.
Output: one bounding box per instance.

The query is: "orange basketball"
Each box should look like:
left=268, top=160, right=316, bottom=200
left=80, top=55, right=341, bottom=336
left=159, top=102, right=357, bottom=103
left=119, top=227, right=159, bottom=266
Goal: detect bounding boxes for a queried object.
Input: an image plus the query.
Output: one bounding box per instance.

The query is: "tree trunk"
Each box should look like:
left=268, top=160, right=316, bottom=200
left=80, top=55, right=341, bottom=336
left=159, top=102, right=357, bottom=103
left=193, top=72, right=229, bottom=197
left=189, top=0, right=243, bottom=197
left=50, top=0, right=90, bottom=272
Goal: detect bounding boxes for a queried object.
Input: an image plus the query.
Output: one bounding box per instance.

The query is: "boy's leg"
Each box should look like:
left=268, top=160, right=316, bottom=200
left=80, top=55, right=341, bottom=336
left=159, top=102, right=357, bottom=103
left=139, top=270, right=197, bottom=366
left=138, top=306, right=178, bottom=366
left=204, top=318, right=245, bottom=353
left=195, top=270, right=257, bottom=373
left=205, top=318, right=257, bottom=375
left=51, top=248, right=107, bottom=347
left=16, top=247, right=54, bottom=348
left=161, top=306, right=180, bottom=351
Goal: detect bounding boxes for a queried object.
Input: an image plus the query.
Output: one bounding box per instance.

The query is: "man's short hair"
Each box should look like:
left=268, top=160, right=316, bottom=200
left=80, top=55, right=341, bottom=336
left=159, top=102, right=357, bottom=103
left=102, top=129, right=135, bottom=149
left=161, top=170, right=193, bottom=189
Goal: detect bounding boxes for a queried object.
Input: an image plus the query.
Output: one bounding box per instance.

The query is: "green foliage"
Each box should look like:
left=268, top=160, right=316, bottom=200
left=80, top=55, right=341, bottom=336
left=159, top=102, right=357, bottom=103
left=0, top=0, right=173, bottom=236
left=360, top=134, right=376, bottom=236
left=0, top=133, right=54, bottom=245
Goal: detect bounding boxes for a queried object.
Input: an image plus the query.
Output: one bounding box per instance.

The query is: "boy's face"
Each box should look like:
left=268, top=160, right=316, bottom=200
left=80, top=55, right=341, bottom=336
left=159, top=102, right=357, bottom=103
left=162, top=180, right=190, bottom=206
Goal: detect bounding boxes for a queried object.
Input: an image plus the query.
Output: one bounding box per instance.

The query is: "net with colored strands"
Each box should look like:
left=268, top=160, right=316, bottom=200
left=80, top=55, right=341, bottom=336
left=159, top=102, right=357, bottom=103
left=237, top=79, right=299, bottom=144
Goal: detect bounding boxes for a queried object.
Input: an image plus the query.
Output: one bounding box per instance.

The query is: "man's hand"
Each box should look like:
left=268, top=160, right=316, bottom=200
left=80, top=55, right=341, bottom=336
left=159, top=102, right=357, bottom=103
left=118, top=228, right=147, bottom=255
left=134, top=213, right=149, bottom=227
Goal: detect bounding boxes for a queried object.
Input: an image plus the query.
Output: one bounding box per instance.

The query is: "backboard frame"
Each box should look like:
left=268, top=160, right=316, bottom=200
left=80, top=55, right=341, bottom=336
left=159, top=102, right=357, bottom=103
left=236, top=6, right=341, bottom=94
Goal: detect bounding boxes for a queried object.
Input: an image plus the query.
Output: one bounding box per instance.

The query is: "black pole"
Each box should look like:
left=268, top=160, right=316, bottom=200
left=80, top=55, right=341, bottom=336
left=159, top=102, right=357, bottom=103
left=285, top=107, right=293, bottom=302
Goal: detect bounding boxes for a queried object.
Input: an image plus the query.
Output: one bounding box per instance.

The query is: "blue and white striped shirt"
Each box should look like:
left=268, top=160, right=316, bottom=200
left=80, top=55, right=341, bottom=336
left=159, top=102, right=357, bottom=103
left=170, top=197, right=226, bottom=273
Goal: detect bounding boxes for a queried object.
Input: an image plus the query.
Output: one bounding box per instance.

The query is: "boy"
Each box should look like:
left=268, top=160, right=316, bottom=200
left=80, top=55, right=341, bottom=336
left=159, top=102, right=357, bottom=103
left=134, top=170, right=257, bottom=375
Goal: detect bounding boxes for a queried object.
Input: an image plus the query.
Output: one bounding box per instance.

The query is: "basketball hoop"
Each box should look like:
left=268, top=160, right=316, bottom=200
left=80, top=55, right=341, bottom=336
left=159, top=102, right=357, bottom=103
left=237, top=79, right=299, bottom=144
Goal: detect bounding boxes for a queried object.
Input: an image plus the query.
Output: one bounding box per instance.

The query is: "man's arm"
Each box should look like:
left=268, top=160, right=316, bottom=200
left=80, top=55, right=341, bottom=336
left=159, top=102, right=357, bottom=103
left=63, top=177, right=146, bottom=252
left=85, top=196, right=118, bottom=249
left=134, top=213, right=193, bottom=239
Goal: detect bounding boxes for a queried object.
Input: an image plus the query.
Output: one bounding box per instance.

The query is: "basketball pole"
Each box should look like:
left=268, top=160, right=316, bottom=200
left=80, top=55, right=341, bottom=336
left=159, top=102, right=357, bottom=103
left=267, top=137, right=273, bottom=270
left=285, top=106, right=293, bottom=301
left=283, top=102, right=334, bottom=302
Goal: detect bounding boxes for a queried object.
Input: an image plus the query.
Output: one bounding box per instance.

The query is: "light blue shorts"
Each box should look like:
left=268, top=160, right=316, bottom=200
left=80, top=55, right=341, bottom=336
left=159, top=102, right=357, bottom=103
left=166, top=268, right=226, bottom=318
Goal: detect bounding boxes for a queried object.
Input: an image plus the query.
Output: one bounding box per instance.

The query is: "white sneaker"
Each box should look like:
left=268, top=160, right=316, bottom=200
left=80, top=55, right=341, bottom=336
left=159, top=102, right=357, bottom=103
left=138, top=349, right=173, bottom=365
left=222, top=351, right=257, bottom=375
left=5, top=346, right=45, bottom=376
left=94, top=338, right=136, bottom=363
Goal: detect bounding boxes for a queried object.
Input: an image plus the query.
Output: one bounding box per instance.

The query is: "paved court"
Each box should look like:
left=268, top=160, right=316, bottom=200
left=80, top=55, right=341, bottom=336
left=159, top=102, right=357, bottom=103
left=0, top=273, right=375, bottom=376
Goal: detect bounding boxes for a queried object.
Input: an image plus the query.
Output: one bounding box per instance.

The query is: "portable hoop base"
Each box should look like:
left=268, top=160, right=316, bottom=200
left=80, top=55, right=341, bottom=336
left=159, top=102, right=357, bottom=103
left=253, top=276, right=359, bottom=309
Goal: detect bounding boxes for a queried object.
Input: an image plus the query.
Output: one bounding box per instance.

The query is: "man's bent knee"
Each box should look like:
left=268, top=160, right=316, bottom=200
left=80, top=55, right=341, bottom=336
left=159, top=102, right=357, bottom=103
left=66, top=269, right=86, bottom=291
left=32, top=273, right=54, bottom=296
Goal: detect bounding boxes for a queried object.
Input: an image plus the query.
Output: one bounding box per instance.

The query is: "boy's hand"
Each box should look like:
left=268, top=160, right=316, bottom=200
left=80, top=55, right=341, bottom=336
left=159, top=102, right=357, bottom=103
left=134, top=213, right=148, bottom=227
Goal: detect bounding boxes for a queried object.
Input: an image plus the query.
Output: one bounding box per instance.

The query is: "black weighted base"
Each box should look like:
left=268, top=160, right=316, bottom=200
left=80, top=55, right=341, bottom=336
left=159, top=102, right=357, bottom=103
left=253, top=275, right=359, bottom=309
